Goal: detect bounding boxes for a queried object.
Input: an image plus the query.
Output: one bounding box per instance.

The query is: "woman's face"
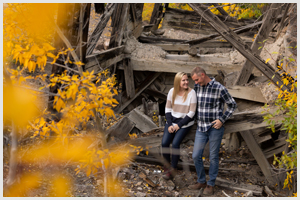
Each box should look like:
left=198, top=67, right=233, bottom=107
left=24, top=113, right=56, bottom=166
left=180, top=75, right=189, bottom=90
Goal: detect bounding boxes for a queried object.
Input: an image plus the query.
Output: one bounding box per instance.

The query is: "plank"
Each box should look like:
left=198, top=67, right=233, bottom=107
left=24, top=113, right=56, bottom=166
left=86, top=54, right=126, bottom=74
left=165, top=54, right=231, bottom=63
left=127, top=109, right=158, bottom=133
left=234, top=3, right=283, bottom=85
left=115, top=72, right=162, bottom=113
left=86, top=3, right=116, bottom=55
left=85, top=45, right=124, bottom=69
left=123, top=58, right=135, bottom=98
left=109, top=3, right=130, bottom=48
left=239, top=130, right=276, bottom=184
left=227, top=86, right=267, bottom=103
left=185, top=20, right=263, bottom=47
left=152, top=43, right=189, bottom=51
left=127, top=58, right=243, bottom=75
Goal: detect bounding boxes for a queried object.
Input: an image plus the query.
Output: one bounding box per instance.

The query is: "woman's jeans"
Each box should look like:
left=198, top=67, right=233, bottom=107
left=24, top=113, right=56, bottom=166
left=161, top=125, right=192, bottom=169
left=192, top=126, right=224, bottom=186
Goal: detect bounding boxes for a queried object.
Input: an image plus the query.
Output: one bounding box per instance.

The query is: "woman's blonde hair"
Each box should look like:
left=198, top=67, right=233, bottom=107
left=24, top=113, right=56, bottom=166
left=172, top=72, right=189, bottom=107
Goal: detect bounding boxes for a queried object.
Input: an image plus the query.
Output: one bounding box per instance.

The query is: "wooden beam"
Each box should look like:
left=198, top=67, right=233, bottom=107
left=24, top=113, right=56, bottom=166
left=124, top=57, right=243, bottom=75
left=227, top=86, right=267, bottom=103
left=86, top=3, right=116, bottom=55
left=234, top=3, right=283, bottom=85
left=239, top=130, right=277, bottom=184
left=109, top=3, right=130, bottom=48
left=116, top=72, right=162, bottom=113
left=123, top=58, right=135, bottom=99
left=128, top=108, right=158, bottom=133
left=85, top=45, right=124, bottom=69
left=165, top=54, right=231, bottom=63
left=188, top=3, right=292, bottom=92
left=185, top=20, right=263, bottom=47
left=152, top=43, right=189, bottom=51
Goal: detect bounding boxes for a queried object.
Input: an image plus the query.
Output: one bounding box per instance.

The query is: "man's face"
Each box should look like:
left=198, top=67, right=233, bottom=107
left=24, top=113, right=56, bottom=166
left=192, top=73, right=205, bottom=86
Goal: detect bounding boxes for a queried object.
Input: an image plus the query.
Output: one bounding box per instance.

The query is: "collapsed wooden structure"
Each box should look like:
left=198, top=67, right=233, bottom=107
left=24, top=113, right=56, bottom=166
left=51, top=3, right=296, bottom=187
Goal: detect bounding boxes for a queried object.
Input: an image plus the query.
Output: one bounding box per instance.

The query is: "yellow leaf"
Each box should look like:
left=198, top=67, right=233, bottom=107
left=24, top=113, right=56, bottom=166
left=265, top=58, right=271, bottom=64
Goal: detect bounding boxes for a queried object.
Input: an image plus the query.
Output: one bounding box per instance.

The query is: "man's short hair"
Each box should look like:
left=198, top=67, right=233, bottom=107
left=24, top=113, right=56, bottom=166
left=191, top=67, right=206, bottom=77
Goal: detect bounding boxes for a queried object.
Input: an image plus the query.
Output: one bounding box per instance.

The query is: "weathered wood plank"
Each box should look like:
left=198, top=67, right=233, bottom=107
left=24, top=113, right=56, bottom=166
left=85, top=45, right=124, bottom=69
left=123, top=58, right=135, bottom=98
left=227, top=86, right=267, bottom=103
left=239, top=130, right=277, bottom=184
left=115, top=72, right=162, bottom=113
left=86, top=54, right=126, bottom=74
left=234, top=3, right=283, bottom=85
left=127, top=109, right=158, bottom=133
left=127, top=58, right=243, bottom=75
left=109, top=3, right=130, bottom=48
left=165, top=54, right=231, bottom=63
left=152, top=43, right=189, bottom=51
left=86, top=3, right=116, bottom=55
left=188, top=3, right=292, bottom=92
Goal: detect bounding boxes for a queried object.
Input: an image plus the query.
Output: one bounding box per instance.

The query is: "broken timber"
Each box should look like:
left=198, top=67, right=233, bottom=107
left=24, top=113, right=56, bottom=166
left=227, top=86, right=267, bottom=103
left=234, top=3, right=284, bottom=85
left=188, top=3, right=292, bottom=92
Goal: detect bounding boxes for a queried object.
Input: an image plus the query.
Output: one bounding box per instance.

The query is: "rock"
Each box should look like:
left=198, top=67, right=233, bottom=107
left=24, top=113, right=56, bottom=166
left=166, top=180, right=176, bottom=191
left=135, top=191, right=147, bottom=197
left=175, top=191, right=180, bottom=197
left=137, top=187, right=143, bottom=191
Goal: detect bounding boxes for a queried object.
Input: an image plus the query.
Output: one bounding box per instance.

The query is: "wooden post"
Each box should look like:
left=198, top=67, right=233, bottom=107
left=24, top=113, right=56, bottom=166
left=109, top=3, right=130, bottom=48
left=123, top=58, right=135, bottom=99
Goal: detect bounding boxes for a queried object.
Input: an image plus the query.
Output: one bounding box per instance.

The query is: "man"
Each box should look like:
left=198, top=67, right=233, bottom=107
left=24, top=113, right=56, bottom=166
left=188, top=67, right=237, bottom=195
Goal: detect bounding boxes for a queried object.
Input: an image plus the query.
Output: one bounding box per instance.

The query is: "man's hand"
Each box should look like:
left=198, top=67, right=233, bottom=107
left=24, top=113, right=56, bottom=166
left=173, top=124, right=180, bottom=132
left=168, top=126, right=174, bottom=133
left=212, top=119, right=223, bottom=129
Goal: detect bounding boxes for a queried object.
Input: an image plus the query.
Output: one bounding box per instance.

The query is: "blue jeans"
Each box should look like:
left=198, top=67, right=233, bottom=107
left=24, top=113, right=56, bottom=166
left=161, top=125, right=192, bottom=169
left=192, top=126, right=224, bottom=186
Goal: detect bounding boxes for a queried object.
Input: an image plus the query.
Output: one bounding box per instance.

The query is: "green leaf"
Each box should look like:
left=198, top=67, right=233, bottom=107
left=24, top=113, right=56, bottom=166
left=258, top=46, right=262, bottom=50
left=272, top=52, right=278, bottom=54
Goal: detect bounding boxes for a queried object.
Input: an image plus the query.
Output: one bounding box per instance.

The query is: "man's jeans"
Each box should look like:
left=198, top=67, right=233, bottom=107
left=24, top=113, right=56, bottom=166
left=192, top=126, right=224, bottom=186
left=161, top=125, right=192, bottom=168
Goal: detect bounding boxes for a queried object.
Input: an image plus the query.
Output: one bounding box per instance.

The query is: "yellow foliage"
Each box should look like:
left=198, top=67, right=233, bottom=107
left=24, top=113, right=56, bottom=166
left=3, top=85, right=40, bottom=127
left=49, top=175, right=71, bottom=197
left=4, top=173, right=42, bottom=197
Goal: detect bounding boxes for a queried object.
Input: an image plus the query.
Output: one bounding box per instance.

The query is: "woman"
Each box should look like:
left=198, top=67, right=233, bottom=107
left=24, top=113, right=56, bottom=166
left=161, top=72, right=197, bottom=180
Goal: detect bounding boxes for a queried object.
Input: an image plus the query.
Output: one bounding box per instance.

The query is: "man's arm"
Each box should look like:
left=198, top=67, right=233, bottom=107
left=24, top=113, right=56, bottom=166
left=219, top=87, right=237, bottom=124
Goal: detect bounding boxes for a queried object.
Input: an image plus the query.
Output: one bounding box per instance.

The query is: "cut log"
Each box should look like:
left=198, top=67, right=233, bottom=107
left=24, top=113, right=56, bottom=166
left=86, top=3, right=116, bottom=55
left=127, top=108, right=158, bottom=133
left=227, top=86, right=267, bottom=103
left=188, top=3, right=292, bottom=92
left=234, top=3, right=283, bottom=85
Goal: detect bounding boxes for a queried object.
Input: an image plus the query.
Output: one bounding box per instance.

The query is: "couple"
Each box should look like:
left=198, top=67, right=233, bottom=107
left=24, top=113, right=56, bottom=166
left=161, top=66, right=237, bottom=195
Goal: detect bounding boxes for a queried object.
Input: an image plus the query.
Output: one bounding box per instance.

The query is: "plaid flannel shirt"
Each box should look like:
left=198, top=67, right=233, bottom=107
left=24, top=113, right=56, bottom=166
left=194, top=78, right=237, bottom=132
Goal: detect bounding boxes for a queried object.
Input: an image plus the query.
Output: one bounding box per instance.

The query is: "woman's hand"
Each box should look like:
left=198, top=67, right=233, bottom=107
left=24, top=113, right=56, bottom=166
left=168, top=126, right=174, bottom=133
left=173, top=124, right=180, bottom=132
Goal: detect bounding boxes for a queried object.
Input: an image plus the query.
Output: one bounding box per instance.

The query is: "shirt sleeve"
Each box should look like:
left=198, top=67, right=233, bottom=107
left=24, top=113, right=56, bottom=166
left=177, top=89, right=197, bottom=128
left=219, top=87, right=237, bottom=124
left=165, top=88, right=173, bottom=127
